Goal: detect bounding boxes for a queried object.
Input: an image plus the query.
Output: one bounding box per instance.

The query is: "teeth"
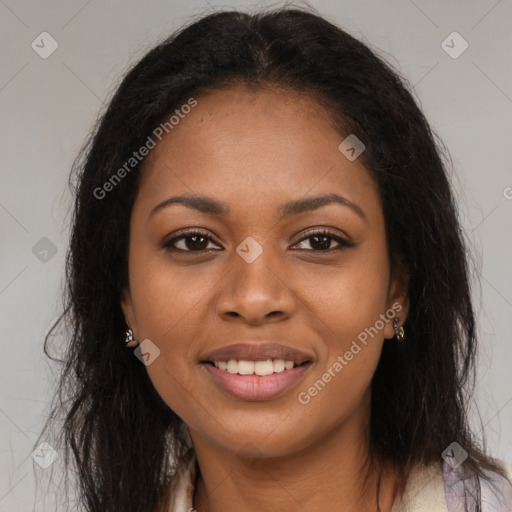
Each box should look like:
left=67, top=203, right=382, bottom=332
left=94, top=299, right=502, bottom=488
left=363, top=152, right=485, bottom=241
left=273, top=359, right=285, bottom=372
left=238, top=360, right=255, bottom=375
left=227, top=359, right=238, bottom=374
left=254, top=360, right=273, bottom=376
left=213, top=358, right=298, bottom=375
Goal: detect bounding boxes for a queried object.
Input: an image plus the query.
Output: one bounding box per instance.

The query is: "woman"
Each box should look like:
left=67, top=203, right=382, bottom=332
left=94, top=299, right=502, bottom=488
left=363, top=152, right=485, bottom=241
left=38, top=7, right=512, bottom=512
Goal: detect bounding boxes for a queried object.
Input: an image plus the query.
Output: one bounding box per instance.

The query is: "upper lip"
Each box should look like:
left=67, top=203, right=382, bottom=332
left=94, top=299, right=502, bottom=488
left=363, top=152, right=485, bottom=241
left=200, top=342, right=313, bottom=365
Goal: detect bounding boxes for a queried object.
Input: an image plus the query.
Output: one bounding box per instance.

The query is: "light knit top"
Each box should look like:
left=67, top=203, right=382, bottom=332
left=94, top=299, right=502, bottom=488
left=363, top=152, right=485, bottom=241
left=166, top=449, right=512, bottom=512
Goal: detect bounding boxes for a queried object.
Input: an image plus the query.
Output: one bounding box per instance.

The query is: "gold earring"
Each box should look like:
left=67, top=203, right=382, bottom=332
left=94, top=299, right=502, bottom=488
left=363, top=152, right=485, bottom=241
left=125, top=327, right=139, bottom=347
left=393, top=317, right=405, bottom=342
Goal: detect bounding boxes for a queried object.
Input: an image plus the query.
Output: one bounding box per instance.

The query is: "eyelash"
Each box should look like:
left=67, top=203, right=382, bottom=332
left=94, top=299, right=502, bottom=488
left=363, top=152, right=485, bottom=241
left=161, top=228, right=354, bottom=254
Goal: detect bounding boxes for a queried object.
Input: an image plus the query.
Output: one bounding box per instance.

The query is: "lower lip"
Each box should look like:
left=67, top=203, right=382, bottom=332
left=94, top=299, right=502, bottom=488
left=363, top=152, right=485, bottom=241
left=202, top=363, right=312, bottom=401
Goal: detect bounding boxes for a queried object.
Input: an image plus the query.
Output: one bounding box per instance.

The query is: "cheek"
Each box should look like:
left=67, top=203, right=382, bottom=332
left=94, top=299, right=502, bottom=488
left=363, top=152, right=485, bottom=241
left=295, top=242, right=390, bottom=398
left=128, top=243, right=215, bottom=337
left=299, top=247, right=390, bottom=348
left=291, top=274, right=389, bottom=447
left=126, top=246, right=215, bottom=411
left=299, top=277, right=388, bottom=399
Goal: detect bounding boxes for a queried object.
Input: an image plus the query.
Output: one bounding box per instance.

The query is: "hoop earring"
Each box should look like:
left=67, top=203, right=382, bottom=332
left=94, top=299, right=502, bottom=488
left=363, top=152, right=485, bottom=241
left=125, top=327, right=139, bottom=347
left=393, top=317, right=405, bottom=342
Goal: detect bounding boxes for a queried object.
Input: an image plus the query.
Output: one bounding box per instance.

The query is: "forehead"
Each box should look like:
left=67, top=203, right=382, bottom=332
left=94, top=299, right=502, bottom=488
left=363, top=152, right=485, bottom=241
left=136, top=85, right=379, bottom=216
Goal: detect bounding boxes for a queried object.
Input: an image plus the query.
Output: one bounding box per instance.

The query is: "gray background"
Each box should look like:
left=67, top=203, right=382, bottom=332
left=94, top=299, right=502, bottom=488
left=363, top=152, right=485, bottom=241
left=0, top=0, right=511, bottom=510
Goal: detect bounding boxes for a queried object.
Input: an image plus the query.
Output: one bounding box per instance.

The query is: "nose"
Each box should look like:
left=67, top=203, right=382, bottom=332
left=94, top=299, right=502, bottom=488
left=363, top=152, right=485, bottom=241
left=215, top=248, right=296, bottom=325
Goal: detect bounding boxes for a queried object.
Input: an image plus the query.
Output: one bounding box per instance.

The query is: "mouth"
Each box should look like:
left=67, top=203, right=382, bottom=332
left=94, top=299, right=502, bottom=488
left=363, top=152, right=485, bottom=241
left=199, top=342, right=313, bottom=401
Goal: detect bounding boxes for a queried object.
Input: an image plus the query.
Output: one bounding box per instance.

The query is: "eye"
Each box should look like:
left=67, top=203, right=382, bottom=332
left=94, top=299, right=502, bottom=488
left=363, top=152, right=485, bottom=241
left=292, top=228, right=354, bottom=252
left=161, top=229, right=222, bottom=253
left=161, top=227, right=354, bottom=254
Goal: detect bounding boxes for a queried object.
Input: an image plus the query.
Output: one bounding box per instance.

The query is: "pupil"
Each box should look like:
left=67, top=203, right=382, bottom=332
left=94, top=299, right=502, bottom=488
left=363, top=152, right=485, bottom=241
left=311, top=235, right=331, bottom=250
left=187, top=235, right=208, bottom=250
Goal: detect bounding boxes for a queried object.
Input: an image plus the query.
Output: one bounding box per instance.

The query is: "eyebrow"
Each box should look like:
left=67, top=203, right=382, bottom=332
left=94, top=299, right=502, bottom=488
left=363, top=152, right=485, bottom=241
left=149, top=193, right=367, bottom=221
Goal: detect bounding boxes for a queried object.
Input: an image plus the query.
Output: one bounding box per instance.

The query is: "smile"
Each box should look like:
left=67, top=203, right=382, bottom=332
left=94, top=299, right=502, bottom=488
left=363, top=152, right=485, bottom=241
left=199, top=342, right=314, bottom=400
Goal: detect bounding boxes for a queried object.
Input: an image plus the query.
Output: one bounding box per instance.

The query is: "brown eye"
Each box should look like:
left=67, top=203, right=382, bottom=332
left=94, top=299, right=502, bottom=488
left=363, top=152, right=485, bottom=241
left=161, top=230, right=222, bottom=253
left=293, top=229, right=354, bottom=252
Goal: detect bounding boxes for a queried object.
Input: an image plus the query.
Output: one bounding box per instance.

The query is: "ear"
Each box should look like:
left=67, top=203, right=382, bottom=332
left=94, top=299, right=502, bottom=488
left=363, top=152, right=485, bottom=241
left=120, top=287, right=138, bottom=339
left=383, top=263, right=410, bottom=340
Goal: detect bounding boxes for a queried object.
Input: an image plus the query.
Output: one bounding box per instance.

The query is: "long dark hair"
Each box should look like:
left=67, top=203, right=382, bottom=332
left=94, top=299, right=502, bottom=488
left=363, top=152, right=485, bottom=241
left=37, top=6, right=508, bottom=511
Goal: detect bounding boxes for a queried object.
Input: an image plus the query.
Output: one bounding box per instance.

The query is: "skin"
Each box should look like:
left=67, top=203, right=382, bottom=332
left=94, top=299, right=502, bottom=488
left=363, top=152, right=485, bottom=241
left=121, top=84, right=410, bottom=512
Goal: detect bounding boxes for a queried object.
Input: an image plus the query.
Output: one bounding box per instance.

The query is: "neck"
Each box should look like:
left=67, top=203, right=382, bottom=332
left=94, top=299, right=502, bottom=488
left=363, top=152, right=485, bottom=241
left=189, top=398, right=398, bottom=512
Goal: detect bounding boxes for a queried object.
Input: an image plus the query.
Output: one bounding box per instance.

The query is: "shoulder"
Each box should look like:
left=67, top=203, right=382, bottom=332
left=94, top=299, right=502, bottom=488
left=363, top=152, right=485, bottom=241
left=391, top=459, right=512, bottom=512
left=443, top=458, right=512, bottom=512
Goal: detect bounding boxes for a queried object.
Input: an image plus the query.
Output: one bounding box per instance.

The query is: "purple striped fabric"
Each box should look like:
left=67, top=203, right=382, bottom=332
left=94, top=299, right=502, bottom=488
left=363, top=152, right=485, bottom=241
left=443, top=460, right=512, bottom=512
left=443, top=460, right=481, bottom=512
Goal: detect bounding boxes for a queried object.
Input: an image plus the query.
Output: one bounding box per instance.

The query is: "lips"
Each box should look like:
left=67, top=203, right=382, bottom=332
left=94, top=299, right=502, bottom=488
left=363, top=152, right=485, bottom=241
left=200, top=342, right=312, bottom=366
left=199, top=342, right=313, bottom=401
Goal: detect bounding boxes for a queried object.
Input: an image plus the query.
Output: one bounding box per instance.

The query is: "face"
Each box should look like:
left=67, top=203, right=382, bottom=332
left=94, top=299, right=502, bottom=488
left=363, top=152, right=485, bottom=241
left=121, top=85, right=408, bottom=459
